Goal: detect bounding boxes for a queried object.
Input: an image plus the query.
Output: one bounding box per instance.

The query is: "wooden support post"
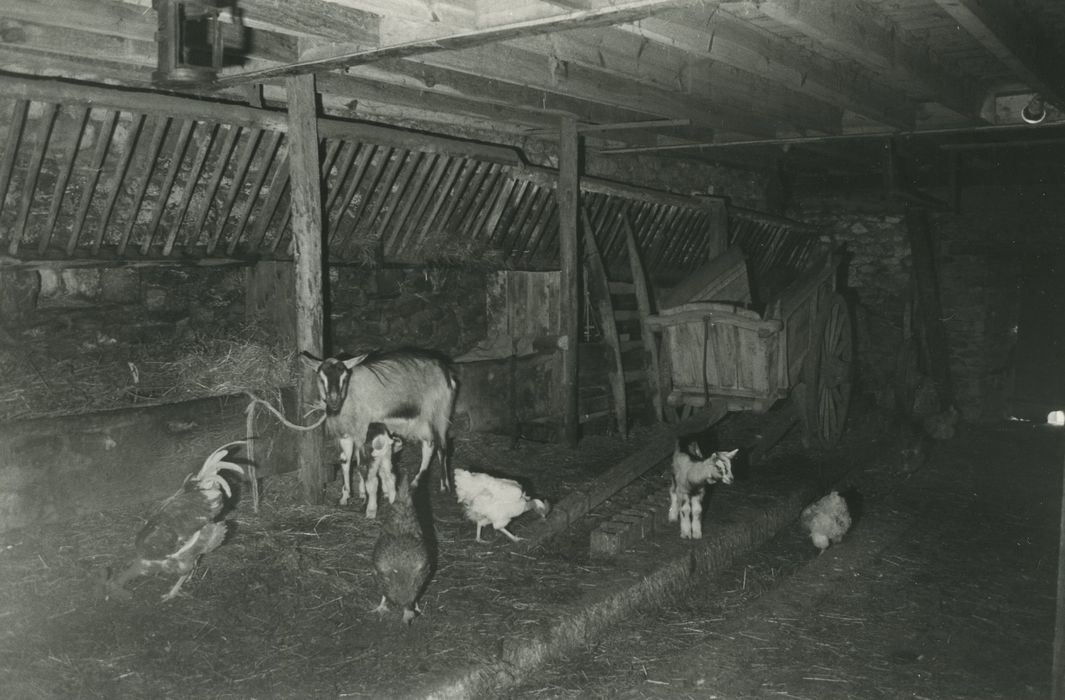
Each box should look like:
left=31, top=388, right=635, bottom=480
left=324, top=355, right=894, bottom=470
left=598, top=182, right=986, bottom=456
left=904, top=207, right=954, bottom=409
left=1055, top=448, right=1065, bottom=700
left=558, top=117, right=581, bottom=447
left=286, top=74, right=326, bottom=505
left=581, top=206, right=627, bottom=438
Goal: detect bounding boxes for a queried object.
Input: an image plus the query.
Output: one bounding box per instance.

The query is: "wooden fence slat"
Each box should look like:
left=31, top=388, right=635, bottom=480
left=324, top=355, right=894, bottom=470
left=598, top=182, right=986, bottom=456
left=326, top=141, right=374, bottom=247
left=479, top=175, right=516, bottom=248
left=375, top=150, right=424, bottom=242
left=208, top=128, right=263, bottom=254
left=464, top=166, right=506, bottom=248
left=408, top=156, right=467, bottom=256
left=510, top=184, right=552, bottom=260
left=0, top=100, right=30, bottom=228
left=276, top=139, right=343, bottom=255
left=390, top=152, right=450, bottom=256
left=92, top=113, right=146, bottom=255
left=321, top=141, right=359, bottom=219
left=66, top=110, right=117, bottom=255
left=142, top=120, right=195, bottom=255
left=40, top=106, right=90, bottom=254
left=345, top=146, right=404, bottom=258
left=384, top=152, right=440, bottom=258
left=187, top=124, right=241, bottom=252
left=10, top=102, right=57, bottom=255
left=228, top=130, right=283, bottom=254
left=117, top=115, right=170, bottom=255
left=164, top=122, right=219, bottom=256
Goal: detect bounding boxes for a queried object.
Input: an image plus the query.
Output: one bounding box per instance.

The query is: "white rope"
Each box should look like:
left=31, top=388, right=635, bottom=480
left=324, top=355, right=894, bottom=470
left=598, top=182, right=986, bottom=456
left=243, top=392, right=327, bottom=431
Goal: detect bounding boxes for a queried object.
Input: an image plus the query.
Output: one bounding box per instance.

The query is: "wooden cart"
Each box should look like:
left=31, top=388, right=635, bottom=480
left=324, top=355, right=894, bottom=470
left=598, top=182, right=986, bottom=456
left=644, top=242, right=854, bottom=448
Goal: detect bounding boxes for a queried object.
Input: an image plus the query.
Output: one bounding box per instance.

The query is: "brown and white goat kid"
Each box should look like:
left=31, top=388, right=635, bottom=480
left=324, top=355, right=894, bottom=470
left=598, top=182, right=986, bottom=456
left=362, top=423, right=402, bottom=519
left=303, top=349, right=458, bottom=505
left=668, top=433, right=738, bottom=539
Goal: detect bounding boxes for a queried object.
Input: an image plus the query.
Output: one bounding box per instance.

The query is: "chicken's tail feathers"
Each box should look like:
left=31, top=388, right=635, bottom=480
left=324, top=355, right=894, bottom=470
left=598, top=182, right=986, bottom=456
left=195, top=440, right=247, bottom=499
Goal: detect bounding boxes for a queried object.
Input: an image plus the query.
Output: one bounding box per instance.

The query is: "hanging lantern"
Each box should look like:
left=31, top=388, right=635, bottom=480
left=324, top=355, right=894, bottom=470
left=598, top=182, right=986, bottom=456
left=153, top=0, right=242, bottom=86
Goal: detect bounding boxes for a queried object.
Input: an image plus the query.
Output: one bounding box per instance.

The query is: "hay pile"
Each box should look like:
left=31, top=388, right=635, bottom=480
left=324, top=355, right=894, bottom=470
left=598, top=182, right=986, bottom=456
left=0, top=325, right=295, bottom=421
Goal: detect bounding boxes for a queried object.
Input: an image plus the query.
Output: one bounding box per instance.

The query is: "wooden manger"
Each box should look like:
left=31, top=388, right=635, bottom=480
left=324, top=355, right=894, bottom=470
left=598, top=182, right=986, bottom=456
left=645, top=213, right=854, bottom=448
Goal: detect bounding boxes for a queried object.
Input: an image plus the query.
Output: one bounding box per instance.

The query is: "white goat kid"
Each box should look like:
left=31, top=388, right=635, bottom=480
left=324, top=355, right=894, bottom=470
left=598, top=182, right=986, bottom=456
left=303, top=349, right=458, bottom=507
left=668, top=436, right=738, bottom=540
left=362, top=423, right=402, bottom=520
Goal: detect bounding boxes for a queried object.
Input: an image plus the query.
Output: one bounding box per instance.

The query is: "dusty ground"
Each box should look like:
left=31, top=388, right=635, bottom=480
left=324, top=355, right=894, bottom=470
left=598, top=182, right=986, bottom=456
left=0, top=403, right=1058, bottom=699
left=510, top=420, right=1061, bottom=700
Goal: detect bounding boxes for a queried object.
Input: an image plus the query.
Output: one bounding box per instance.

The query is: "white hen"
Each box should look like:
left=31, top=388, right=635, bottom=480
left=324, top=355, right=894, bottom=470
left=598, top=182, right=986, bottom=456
left=453, top=468, right=550, bottom=543
left=800, top=490, right=853, bottom=553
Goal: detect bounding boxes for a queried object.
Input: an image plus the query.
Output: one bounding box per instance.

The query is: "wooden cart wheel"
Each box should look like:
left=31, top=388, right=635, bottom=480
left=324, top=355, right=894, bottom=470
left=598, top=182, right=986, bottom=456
left=803, top=292, right=854, bottom=448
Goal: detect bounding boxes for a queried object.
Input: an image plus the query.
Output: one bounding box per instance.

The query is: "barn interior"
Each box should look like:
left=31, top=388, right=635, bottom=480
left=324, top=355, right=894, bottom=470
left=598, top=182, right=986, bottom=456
left=0, top=0, right=1063, bottom=697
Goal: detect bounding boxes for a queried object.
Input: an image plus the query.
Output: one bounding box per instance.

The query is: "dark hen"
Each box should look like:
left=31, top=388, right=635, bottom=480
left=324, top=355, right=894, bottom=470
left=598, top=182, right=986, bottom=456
left=106, top=441, right=245, bottom=601
left=372, top=473, right=430, bottom=625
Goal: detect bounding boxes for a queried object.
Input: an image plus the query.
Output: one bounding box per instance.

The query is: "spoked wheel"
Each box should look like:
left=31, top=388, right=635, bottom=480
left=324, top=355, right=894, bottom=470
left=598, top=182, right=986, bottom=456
left=802, top=292, right=854, bottom=449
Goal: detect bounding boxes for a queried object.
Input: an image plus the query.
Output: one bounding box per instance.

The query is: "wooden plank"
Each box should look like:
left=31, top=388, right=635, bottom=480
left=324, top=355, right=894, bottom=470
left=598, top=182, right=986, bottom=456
left=286, top=73, right=326, bottom=506
left=39, top=106, right=89, bottom=254
left=228, top=130, right=284, bottom=255
left=326, top=142, right=376, bottom=246
left=208, top=128, right=263, bottom=254
left=163, top=123, right=219, bottom=256
left=558, top=116, right=581, bottom=448
left=1056, top=443, right=1065, bottom=700
left=385, top=152, right=443, bottom=257
left=66, top=109, right=117, bottom=255
left=92, top=113, right=145, bottom=255
left=141, top=119, right=195, bottom=255
left=210, top=0, right=718, bottom=87
left=582, top=206, right=627, bottom=437
left=9, top=102, right=56, bottom=255
left=905, top=207, right=954, bottom=408
left=277, top=140, right=344, bottom=255
left=622, top=212, right=663, bottom=422
left=0, top=100, right=29, bottom=227
left=408, top=155, right=466, bottom=255
left=187, top=125, right=241, bottom=251
left=116, top=116, right=170, bottom=255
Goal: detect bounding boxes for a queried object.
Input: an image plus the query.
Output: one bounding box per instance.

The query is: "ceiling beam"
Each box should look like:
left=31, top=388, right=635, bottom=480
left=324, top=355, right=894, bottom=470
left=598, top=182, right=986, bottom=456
left=408, top=42, right=779, bottom=136
left=508, top=28, right=844, bottom=134
left=620, top=8, right=916, bottom=129
left=209, top=0, right=711, bottom=87
left=931, top=0, right=1065, bottom=109
left=724, top=0, right=988, bottom=122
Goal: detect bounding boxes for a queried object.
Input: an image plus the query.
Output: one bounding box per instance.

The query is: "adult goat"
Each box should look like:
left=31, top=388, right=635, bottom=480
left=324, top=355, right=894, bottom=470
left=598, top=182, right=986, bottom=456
left=303, top=349, right=458, bottom=503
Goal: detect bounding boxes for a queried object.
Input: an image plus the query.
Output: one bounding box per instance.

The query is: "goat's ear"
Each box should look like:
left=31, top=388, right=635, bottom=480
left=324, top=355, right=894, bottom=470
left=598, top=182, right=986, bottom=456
left=723, top=448, right=739, bottom=459
left=299, top=351, right=323, bottom=369
left=687, top=441, right=703, bottom=459
left=342, top=354, right=368, bottom=369
left=392, top=436, right=404, bottom=453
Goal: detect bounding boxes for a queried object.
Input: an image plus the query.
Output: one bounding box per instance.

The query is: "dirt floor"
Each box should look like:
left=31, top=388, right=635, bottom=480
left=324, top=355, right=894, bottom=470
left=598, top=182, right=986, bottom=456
left=510, top=419, right=1062, bottom=700
left=0, top=402, right=1059, bottom=699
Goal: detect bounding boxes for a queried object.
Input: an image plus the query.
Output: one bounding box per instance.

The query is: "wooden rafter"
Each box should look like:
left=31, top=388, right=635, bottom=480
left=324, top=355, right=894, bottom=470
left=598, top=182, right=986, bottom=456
left=932, top=0, right=1065, bottom=109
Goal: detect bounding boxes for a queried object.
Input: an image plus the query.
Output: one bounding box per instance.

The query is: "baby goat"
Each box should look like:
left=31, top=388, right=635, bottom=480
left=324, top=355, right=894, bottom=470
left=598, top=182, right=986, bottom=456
left=362, top=423, right=402, bottom=520
left=668, top=429, right=738, bottom=539
left=303, top=348, right=457, bottom=506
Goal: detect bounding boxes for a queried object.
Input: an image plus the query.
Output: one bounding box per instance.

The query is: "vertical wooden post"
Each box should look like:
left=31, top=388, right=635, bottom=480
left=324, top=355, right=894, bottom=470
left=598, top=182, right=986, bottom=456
left=905, top=206, right=954, bottom=409
left=286, top=74, right=326, bottom=505
left=558, top=117, right=580, bottom=447
left=1054, top=449, right=1065, bottom=700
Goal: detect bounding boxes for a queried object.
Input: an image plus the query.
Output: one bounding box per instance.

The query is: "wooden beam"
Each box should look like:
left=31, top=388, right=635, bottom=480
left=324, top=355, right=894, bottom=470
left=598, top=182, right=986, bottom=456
left=581, top=206, right=627, bottom=437
left=727, top=0, right=987, bottom=121
left=558, top=116, right=581, bottom=448
left=9, top=102, right=56, bottom=255
left=40, top=107, right=90, bottom=254
left=286, top=73, right=327, bottom=505
left=623, top=9, right=915, bottom=129
left=210, top=0, right=710, bottom=87
left=932, top=0, right=1065, bottom=109
left=904, top=207, right=954, bottom=408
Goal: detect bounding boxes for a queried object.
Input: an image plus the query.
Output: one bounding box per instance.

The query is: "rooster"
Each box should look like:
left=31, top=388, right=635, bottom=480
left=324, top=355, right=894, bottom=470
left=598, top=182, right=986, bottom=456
left=372, top=472, right=431, bottom=625
left=452, top=468, right=550, bottom=543
left=105, top=441, right=245, bottom=601
left=800, top=488, right=862, bottom=553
